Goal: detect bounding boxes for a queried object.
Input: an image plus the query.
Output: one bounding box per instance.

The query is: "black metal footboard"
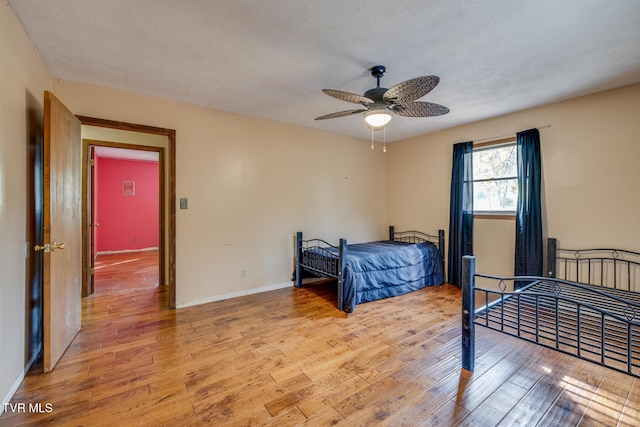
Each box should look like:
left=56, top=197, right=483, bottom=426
left=462, top=255, right=640, bottom=378
left=295, top=232, right=347, bottom=310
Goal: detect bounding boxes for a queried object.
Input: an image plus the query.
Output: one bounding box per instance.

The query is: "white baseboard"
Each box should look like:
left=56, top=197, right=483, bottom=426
left=1, top=343, right=42, bottom=415
left=96, top=247, right=159, bottom=255
left=177, top=281, right=293, bottom=309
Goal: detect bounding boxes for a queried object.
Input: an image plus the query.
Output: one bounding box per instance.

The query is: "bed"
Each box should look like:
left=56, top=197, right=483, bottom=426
left=461, top=238, right=640, bottom=378
left=294, top=226, right=445, bottom=313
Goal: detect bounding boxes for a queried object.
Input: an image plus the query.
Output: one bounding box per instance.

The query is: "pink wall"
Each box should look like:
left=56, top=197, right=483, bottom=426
left=95, top=157, right=159, bottom=252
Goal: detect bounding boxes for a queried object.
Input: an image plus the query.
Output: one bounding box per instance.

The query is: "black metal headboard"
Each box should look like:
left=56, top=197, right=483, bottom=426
left=389, top=226, right=445, bottom=268
left=547, top=238, right=640, bottom=292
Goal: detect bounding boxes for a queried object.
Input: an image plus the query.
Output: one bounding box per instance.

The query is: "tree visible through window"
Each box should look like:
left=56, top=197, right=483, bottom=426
left=472, top=140, right=517, bottom=213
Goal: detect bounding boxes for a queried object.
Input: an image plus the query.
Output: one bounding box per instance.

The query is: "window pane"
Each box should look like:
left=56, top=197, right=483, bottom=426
left=473, top=144, right=517, bottom=180
left=473, top=178, right=518, bottom=211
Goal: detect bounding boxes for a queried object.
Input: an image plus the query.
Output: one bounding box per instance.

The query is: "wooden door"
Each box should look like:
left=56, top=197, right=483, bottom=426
left=39, top=91, right=82, bottom=372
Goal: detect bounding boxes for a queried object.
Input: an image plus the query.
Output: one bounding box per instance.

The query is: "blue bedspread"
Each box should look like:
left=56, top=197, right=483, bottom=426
left=303, top=240, right=444, bottom=312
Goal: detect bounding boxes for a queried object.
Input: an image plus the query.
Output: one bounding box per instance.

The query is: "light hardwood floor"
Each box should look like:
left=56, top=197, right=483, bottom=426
left=1, top=251, right=639, bottom=426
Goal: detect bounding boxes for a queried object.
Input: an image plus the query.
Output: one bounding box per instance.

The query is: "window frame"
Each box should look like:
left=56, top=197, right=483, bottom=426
left=472, top=136, right=517, bottom=219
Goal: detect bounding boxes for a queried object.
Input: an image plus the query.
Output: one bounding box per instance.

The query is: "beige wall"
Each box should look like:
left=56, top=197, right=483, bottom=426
left=52, top=80, right=387, bottom=307
left=387, top=82, right=640, bottom=278
left=0, top=3, right=52, bottom=407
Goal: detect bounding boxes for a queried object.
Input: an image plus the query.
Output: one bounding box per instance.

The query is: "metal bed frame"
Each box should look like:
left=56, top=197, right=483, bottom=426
left=295, top=226, right=445, bottom=312
left=462, top=239, right=640, bottom=378
left=547, top=238, right=640, bottom=293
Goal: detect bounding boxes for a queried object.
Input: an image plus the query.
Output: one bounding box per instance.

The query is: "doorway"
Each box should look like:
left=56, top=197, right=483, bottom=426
left=87, top=144, right=161, bottom=301
left=31, top=94, right=177, bottom=372
left=79, top=116, right=176, bottom=309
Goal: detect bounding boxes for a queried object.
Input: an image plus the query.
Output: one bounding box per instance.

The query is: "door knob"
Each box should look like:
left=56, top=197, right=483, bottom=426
left=34, top=242, right=65, bottom=253
left=35, top=243, right=50, bottom=253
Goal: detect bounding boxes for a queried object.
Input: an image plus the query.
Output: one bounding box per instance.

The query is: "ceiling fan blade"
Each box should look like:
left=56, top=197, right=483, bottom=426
left=393, top=101, right=449, bottom=117
left=322, top=89, right=374, bottom=106
left=383, top=75, right=440, bottom=103
left=315, top=109, right=367, bottom=120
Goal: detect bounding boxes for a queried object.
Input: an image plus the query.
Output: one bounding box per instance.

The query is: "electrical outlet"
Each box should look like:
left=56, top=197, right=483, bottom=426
left=241, top=270, right=246, bottom=279
left=180, top=198, right=188, bottom=209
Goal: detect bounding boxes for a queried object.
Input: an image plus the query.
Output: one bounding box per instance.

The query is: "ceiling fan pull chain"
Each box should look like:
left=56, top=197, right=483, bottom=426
left=371, top=127, right=374, bottom=150
left=383, top=126, right=387, bottom=153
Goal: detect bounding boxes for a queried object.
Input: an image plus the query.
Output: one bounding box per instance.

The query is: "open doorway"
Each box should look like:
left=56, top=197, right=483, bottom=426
left=89, top=146, right=161, bottom=302
left=24, top=99, right=177, bottom=373
left=79, top=116, right=176, bottom=309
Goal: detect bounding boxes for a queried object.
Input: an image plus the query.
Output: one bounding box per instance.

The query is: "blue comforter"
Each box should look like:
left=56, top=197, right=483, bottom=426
left=304, top=240, right=444, bottom=312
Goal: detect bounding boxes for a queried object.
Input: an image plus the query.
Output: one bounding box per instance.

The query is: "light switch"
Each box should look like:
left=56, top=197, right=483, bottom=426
left=180, top=198, right=188, bottom=209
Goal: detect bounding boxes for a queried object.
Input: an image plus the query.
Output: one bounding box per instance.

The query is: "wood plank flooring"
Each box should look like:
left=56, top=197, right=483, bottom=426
left=2, top=250, right=640, bottom=426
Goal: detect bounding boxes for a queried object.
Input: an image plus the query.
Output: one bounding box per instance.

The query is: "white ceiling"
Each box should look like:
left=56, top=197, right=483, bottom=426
left=9, top=0, right=640, bottom=142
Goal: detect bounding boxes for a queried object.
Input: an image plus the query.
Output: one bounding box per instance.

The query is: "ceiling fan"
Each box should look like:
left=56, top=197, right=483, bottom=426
left=315, top=65, right=449, bottom=130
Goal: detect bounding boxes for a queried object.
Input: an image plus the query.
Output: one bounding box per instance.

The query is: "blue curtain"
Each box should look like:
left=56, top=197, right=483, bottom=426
left=448, top=141, right=473, bottom=287
left=515, top=128, right=542, bottom=284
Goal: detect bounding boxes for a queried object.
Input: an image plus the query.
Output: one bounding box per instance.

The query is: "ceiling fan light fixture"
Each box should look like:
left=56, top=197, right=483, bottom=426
left=363, top=109, right=392, bottom=130
left=316, top=65, right=448, bottom=133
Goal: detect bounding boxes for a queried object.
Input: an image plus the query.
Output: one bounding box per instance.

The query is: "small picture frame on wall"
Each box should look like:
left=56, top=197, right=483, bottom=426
left=122, top=180, right=135, bottom=196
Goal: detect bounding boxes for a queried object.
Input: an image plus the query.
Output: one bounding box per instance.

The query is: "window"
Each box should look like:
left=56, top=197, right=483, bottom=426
left=472, top=138, right=517, bottom=215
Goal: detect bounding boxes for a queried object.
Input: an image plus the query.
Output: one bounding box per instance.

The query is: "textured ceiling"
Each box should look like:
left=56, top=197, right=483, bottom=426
left=9, top=0, right=640, bottom=142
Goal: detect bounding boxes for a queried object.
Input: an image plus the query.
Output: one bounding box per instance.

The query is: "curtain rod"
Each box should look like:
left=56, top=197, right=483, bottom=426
left=472, top=125, right=551, bottom=144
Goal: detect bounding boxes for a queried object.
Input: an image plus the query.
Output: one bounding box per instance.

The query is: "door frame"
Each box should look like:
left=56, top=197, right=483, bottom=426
left=78, top=116, right=176, bottom=309
left=88, top=145, right=96, bottom=295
